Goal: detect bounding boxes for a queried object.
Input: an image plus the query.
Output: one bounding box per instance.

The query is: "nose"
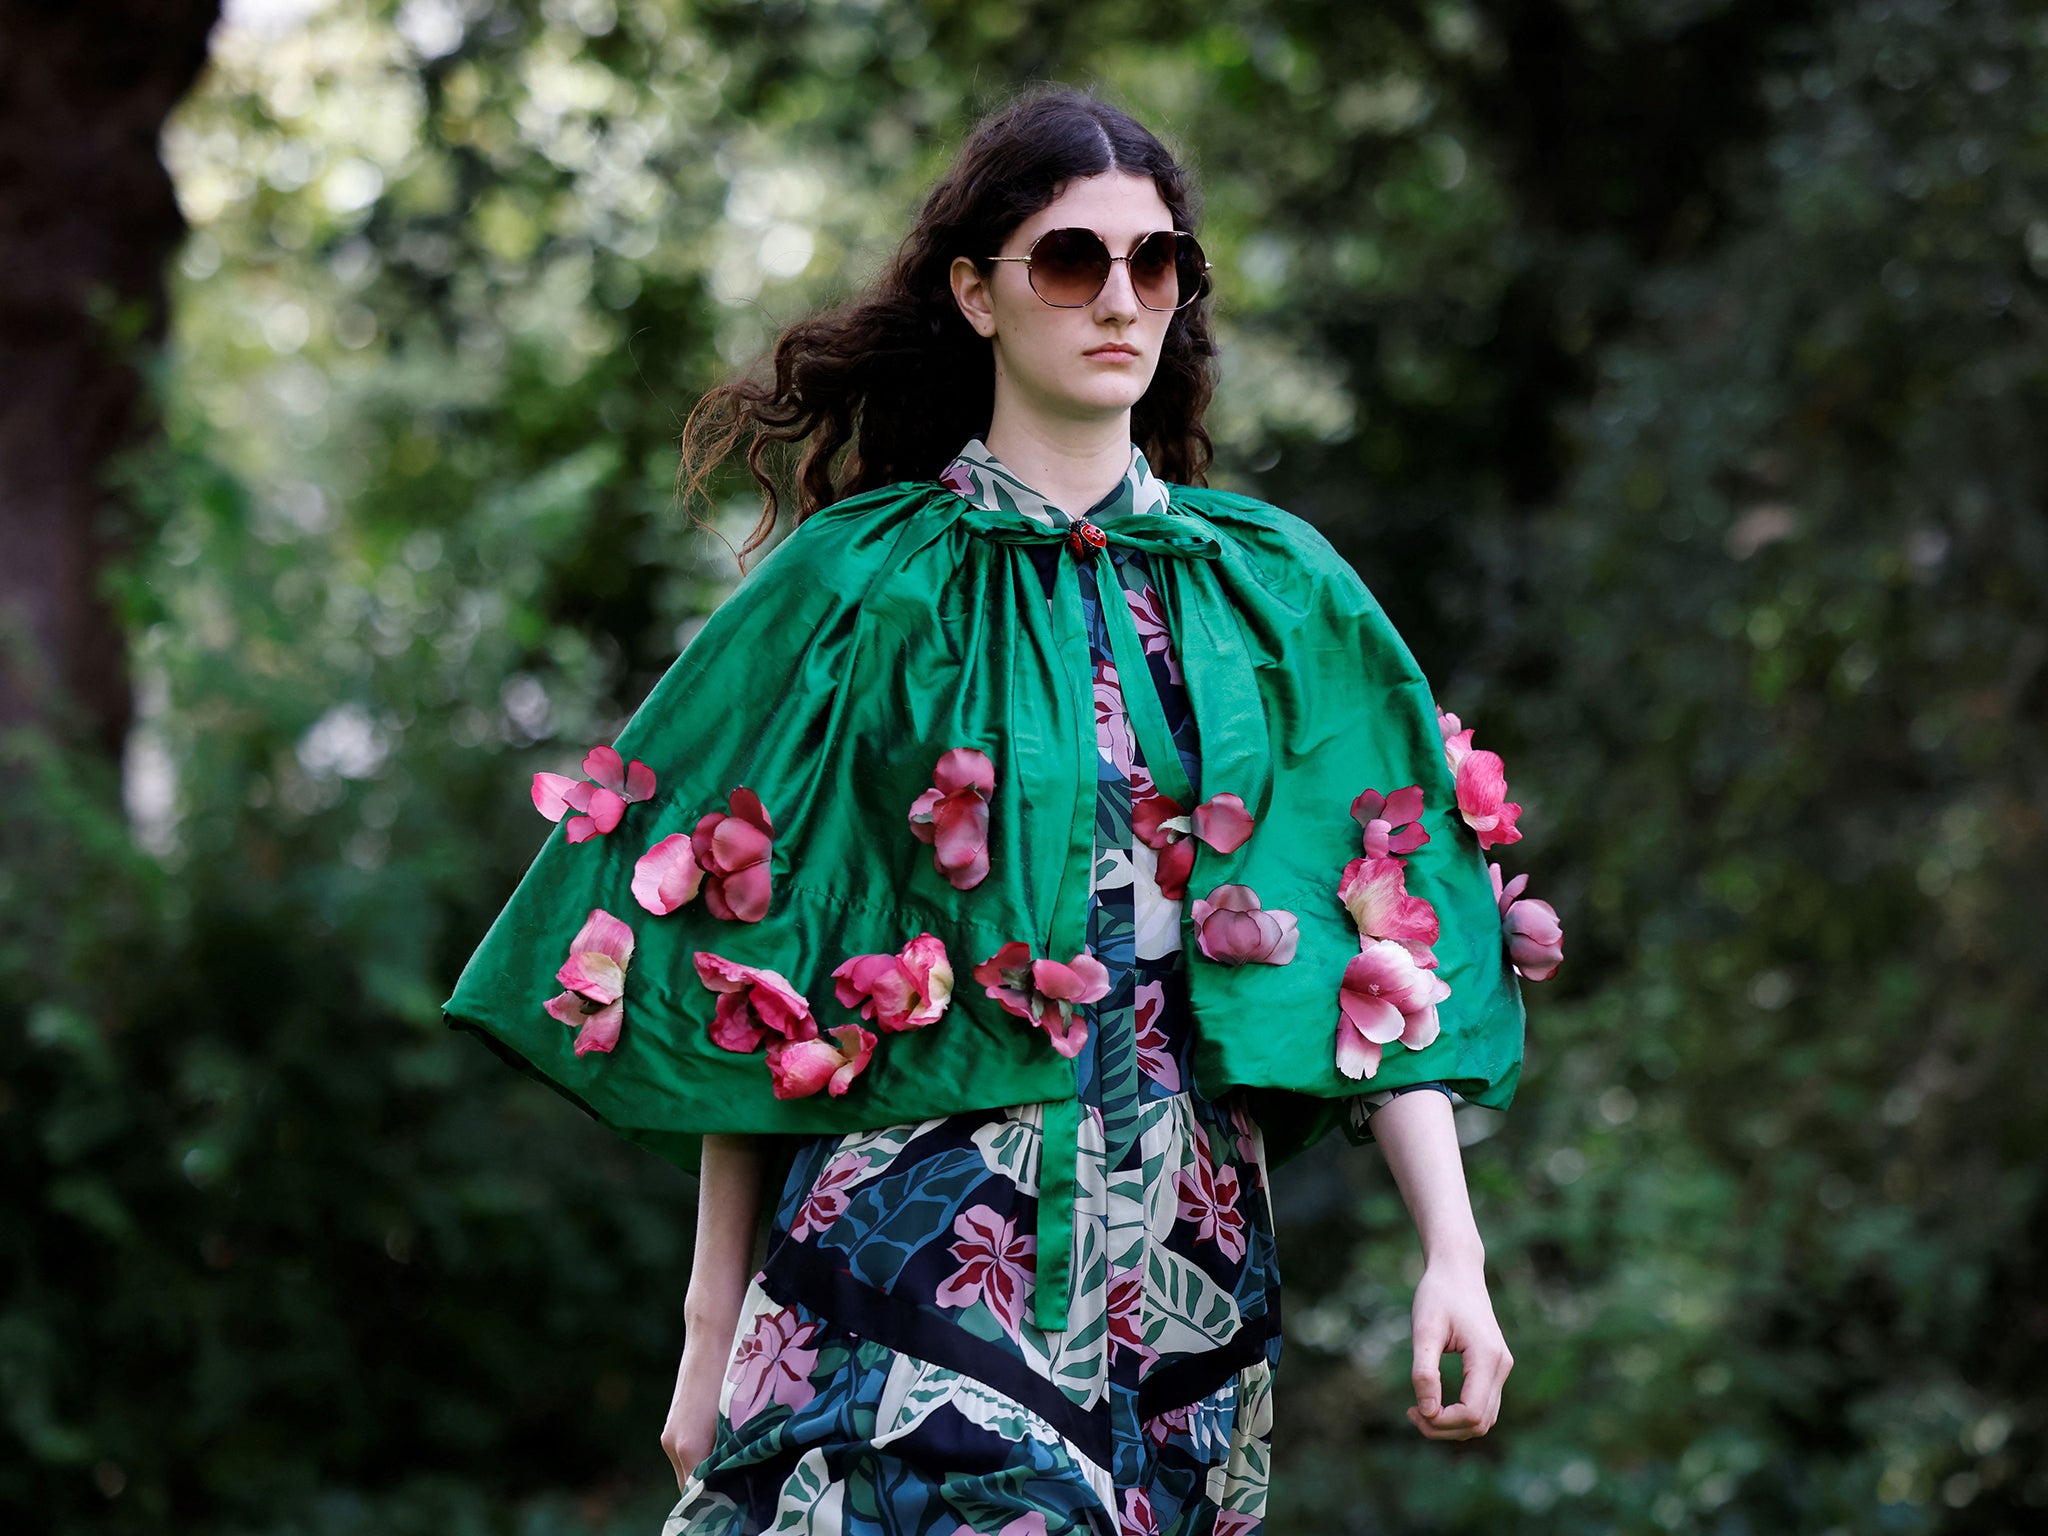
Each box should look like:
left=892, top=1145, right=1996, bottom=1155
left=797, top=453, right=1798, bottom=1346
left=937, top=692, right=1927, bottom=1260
left=1091, top=253, right=1142, bottom=321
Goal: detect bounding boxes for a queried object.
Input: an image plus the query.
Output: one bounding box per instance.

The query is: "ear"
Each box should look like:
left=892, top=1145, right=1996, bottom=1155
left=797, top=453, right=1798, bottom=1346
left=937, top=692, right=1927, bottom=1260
left=950, top=255, right=997, bottom=339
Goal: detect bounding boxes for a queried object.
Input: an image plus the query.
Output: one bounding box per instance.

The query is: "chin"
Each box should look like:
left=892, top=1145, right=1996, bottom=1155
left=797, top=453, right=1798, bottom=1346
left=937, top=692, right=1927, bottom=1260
left=1052, top=376, right=1155, bottom=414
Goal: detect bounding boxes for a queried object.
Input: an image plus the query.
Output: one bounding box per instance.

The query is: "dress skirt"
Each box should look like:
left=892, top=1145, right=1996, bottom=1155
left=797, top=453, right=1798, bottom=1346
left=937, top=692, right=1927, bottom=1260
left=661, top=529, right=1282, bottom=1535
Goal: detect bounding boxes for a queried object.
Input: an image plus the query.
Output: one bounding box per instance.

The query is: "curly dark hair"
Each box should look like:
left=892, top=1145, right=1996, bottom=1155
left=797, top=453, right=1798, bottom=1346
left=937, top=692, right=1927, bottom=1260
left=675, top=84, right=1219, bottom=567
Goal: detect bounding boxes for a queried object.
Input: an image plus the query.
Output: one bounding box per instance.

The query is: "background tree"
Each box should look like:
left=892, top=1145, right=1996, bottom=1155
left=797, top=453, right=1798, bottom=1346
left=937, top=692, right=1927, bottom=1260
left=4, top=1, right=2042, bottom=1532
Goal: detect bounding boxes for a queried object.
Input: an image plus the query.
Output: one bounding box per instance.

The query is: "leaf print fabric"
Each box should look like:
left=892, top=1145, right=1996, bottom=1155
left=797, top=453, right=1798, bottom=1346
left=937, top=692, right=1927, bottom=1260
left=662, top=441, right=1302, bottom=1536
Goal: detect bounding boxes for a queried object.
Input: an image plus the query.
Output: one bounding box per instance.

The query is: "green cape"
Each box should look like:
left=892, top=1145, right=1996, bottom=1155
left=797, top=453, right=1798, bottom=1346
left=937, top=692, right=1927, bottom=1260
left=441, top=475, right=1526, bottom=1330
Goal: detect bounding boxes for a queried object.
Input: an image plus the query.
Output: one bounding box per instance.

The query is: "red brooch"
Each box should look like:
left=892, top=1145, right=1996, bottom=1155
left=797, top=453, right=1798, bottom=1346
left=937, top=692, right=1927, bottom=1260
left=1066, top=520, right=1108, bottom=556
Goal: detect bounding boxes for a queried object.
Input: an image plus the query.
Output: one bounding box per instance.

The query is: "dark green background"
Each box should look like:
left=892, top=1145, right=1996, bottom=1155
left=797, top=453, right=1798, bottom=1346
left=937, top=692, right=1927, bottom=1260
left=5, top=0, right=2042, bottom=1530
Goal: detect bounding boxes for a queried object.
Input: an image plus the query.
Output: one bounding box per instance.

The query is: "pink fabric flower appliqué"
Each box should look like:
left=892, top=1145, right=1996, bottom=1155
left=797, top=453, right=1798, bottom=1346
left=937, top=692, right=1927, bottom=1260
left=1351, top=783, right=1431, bottom=859
left=971, top=941, right=1110, bottom=1058
left=908, top=747, right=994, bottom=891
left=532, top=744, right=656, bottom=843
left=934, top=1203, right=1036, bottom=1341
left=767, top=1021, right=878, bottom=1099
left=541, top=907, right=636, bottom=1056
left=1336, top=938, right=1452, bottom=1081
left=1133, top=791, right=1255, bottom=902
left=690, top=787, right=776, bottom=922
left=1336, top=853, right=1441, bottom=963
left=1492, top=862, right=1564, bottom=981
left=726, top=1303, right=822, bottom=1427
left=831, top=932, right=953, bottom=1031
left=1438, top=708, right=1524, bottom=850
left=692, top=951, right=816, bottom=1053
left=1190, top=883, right=1298, bottom=966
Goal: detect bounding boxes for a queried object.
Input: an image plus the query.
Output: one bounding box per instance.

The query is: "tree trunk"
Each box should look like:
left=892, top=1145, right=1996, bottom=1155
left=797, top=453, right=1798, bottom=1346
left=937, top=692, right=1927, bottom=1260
left=0, top=0, right=220, bottom=764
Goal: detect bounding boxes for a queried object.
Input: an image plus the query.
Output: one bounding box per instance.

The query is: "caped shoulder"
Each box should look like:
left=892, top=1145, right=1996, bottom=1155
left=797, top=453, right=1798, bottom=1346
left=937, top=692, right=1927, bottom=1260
left=1163, top=480, right=1367, bottom=596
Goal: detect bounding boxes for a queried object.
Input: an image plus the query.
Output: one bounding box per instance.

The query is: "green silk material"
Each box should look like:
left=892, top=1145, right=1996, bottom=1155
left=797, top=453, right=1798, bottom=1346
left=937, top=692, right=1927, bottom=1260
left=441, top=476, right=1526, bottom=1331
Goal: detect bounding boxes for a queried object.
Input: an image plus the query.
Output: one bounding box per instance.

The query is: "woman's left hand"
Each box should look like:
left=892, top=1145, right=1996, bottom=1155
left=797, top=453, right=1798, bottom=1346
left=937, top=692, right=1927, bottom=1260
left=1405, top=1255, right=1513, bottom=1439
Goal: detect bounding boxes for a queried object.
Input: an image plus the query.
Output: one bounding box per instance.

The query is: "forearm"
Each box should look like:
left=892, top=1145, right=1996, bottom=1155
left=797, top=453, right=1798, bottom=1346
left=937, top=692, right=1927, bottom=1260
left=1368, top=1087, right=1485, bottom=1268
left=683, top=1132, right=768, bottom=1342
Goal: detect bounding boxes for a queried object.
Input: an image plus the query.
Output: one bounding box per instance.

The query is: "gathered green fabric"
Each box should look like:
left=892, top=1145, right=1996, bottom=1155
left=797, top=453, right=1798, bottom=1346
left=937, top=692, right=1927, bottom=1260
left=441, top=475, right=1526, bottom=1331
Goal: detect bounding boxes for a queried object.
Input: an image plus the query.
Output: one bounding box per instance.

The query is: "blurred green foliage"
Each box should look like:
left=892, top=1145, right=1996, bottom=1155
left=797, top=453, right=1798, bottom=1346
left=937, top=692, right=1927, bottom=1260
left=4, top=0, right=2044, bottom=1531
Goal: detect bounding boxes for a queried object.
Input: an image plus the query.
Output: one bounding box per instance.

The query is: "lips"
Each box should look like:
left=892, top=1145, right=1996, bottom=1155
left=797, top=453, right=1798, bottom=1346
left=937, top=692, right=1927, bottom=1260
left=1087, top=346, right=1138, bottom=358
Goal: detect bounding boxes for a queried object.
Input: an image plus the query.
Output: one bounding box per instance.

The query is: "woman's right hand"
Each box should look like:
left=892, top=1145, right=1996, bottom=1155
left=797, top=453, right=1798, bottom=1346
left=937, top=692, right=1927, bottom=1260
left=660, top=1330, right=730, bottom=1492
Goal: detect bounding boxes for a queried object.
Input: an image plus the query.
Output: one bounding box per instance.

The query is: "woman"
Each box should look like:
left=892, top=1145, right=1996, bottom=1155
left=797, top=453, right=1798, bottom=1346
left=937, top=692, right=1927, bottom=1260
left=441, top=85, right=1557, bottom=1536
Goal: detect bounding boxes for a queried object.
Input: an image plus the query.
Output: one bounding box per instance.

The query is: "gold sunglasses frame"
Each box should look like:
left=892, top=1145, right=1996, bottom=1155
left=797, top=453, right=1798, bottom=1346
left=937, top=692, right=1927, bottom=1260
left=981, top=228, right=1215, bottom=311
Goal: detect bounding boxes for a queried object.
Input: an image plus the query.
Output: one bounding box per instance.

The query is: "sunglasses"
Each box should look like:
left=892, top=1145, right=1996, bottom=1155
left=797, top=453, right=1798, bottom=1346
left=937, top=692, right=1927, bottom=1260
left=981, top=227, right=1214, bottom=311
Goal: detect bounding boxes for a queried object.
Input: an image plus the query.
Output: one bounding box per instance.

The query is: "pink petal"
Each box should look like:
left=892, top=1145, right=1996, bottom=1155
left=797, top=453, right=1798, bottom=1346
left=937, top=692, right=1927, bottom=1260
left=1506, top=896, right=1564, bottom=980
left=1334, top=1022, right=1385, bottom=1081
left=714, top=861, right=774, bottom=923
left=557, top=950, right=624, bottom=1003
left=1152, top=838, right=1195, bottom=902
left=691, top=950, right=747, bottom=993
left=1196, top=908, right=1272, bottom=965
left=1131, top=792, right=1186, bottom=850
left=824, top=1022, right=877, bottom=1094
left=896, top=933, right=953, bottom=1026
left=1034, top=951, right=1110, bottom=1005
left=582, top=745, right=626, bottom=792
left=532, top=772, right=581, bottom=821
left=1338, top=984, right=1410, bottom=1045
left=1337, top=856, right=1441, bottom=944
left=707, top=815, right=772, bottom=876
left=570, top=998, right=624, bottom=1055
left=622, top=758, right=656, bottom=802
left=1380, top=784, right=1425, bottom=827
left=931, top=793, right=990, bottom=888
left=932, top=746, right=995, bottom=797
left=831, top=952, right=915, bottom=1025
left=1191, top=792, right=1254, bottom=853
left=584, top=786, right=627, bottom=836
left=767, top=1037, right=846, bottom=1098
left=565, top=908, right=636, bottom=967
left=1478, top=799, right=1525, bottom=850
left=1038, top=1004, right=1089, bottom=1058
left=564, top=815, right=598, bottom=843
left=708, top=991, right=767, bottom=1053
left=728, top=786, right=774, bottom=838
left=906, top=786, right=942, bottom=842
left=543, top=989, right=588, bottom=1028
left=1442, top=726, right=1474, bottom=776
left=1401, top=1001, right=1443, bottom=1051
left=631, top=833, right=703, bottom=915
left=1388, top=821, right=1429, bottom=855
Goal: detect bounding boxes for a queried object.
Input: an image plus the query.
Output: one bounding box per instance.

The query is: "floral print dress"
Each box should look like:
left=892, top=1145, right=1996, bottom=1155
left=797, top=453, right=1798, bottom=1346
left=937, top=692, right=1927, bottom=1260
left=661, top=439, right=1447, bottom=1536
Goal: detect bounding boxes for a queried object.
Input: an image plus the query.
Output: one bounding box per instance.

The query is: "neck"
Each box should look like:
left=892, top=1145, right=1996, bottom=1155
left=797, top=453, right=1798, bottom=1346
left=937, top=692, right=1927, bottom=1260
left=981, top=408, right=1133, bottom=518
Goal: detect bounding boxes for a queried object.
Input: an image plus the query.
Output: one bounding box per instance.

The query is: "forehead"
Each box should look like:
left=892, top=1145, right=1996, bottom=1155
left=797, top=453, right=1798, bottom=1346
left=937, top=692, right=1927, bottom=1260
left=1011, top=171, right=1174, bottom=247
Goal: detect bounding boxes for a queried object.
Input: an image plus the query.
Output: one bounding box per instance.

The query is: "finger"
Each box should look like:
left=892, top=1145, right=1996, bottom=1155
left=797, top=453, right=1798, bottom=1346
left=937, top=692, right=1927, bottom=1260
left=1411, top=1317, right=1447, bottom=1417
left=1456, top=1349, right=1501, bottom=1431
left=1483, top=1350, right=1513, bottom=1433
left=1407, top=1403, right=1479, bottom=1440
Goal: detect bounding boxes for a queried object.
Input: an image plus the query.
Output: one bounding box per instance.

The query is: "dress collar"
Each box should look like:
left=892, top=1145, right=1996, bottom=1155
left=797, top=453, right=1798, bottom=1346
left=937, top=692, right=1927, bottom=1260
left=938, top=436, right=1172, bottom=529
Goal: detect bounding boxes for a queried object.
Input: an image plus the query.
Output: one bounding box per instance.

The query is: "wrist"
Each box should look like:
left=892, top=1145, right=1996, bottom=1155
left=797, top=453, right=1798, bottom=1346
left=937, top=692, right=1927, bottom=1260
left=1421, top=1228, right=1487, bottom=1271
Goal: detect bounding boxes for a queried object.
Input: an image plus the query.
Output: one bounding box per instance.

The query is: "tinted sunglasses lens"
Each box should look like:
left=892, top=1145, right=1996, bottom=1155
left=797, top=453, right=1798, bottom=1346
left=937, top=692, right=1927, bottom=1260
left=1029, top=228, right=1112, bottom=305
left=1128, top=231, right=1185, bottom=309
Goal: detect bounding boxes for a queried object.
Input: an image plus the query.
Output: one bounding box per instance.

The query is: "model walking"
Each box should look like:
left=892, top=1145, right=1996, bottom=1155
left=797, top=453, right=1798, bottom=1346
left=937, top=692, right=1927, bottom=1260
left=443, top=86, right=1562, bottom=1536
